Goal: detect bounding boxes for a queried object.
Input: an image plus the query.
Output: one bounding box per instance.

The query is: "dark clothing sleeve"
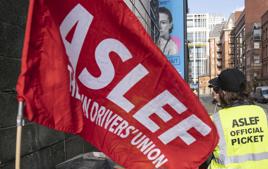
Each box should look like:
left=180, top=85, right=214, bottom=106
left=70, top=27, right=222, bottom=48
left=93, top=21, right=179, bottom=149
left=199, top=153, right=214, bottom=169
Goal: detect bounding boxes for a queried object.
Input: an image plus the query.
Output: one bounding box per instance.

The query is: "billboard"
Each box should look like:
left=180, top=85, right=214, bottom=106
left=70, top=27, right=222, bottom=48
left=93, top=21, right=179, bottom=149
left=158, top=0, right=185, bottom=78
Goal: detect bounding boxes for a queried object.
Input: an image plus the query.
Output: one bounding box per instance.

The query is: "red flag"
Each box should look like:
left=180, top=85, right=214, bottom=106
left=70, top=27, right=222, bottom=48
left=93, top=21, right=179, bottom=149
left=16, top=0, right=83, bottom=133
left=17, top=0, right=219, bottom=169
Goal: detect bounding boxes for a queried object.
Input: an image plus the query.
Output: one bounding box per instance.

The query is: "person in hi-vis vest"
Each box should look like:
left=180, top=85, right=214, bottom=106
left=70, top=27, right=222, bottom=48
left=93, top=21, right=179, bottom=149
left=203, top=68, right=268, bottom=169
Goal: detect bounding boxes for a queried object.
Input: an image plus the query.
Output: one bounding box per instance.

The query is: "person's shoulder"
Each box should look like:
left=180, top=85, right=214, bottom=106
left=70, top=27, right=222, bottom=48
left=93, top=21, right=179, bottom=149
left=168, top=39, right=177, bottom=47
left=167, top=39, right=178, bottom=55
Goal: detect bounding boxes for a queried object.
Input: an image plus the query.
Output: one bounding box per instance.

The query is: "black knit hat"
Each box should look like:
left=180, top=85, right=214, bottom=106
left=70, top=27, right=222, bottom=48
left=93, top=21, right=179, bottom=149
left=208, top=68, right=246, bottom=92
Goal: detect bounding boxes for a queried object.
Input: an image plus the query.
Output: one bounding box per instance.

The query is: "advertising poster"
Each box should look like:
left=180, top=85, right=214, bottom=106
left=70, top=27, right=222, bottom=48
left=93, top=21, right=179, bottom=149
left=158, top=0, right=185, bottom=78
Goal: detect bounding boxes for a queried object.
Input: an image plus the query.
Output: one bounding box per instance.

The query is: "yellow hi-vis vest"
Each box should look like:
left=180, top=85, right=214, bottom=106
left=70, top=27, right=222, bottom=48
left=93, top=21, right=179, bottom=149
left=209, top=105, right=268, bottom=169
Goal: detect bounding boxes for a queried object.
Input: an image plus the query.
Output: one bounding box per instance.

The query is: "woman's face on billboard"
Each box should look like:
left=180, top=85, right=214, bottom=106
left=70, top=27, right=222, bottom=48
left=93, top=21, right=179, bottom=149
left=159, top=13, right=172, bottom=38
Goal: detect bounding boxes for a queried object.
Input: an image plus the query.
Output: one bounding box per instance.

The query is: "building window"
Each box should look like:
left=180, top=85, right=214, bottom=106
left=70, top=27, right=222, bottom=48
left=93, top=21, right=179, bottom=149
left=253, top=29, right=261, bottom=40
left=187, top=19, right=193, bottom=28
left=194, top=31, right=206, bottom=42
left=253, top=55, right=260, bottom=64
left=254, top=42, right=260, bottom=49
left=187, top=32, right=193, bottom=42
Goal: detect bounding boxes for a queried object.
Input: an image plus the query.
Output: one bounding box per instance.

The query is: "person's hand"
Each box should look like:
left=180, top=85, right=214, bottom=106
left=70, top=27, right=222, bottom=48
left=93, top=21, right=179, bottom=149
left=114, top=165, right=125, bottom=169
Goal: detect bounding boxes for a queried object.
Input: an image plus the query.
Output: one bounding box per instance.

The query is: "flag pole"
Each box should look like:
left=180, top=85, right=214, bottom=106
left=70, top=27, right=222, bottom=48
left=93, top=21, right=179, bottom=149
left=16, top=0, right=35, bottom=166
left=15, top=101, right=24, bottom=169
left=16, top=0, right=34, bottom=166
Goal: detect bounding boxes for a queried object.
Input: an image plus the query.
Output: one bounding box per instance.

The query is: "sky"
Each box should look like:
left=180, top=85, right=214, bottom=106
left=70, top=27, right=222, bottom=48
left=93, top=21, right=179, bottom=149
left=188, top=0, right=244, bottom=19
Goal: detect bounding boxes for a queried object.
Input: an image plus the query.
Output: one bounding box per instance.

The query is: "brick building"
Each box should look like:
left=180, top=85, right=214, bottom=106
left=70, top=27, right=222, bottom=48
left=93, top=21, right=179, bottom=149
left=230, top=0, right=268, bottom=90
left=218, top=12, right=241, bottom=70
left=232, top=11, right=246, bottom=73
left=261, top=10, right=268, bottom=85
left=209, top=23, right=225, bottom=79
left=244, top=0, right=268, bottom=89
left=208, top=12, right=241, bottom=95
left=208, top=22, right=225, bottom=95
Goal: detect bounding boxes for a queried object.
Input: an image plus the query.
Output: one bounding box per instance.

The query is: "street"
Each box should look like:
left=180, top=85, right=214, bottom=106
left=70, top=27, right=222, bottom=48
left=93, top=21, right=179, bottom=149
left=199, top=95, right=268, bottom=115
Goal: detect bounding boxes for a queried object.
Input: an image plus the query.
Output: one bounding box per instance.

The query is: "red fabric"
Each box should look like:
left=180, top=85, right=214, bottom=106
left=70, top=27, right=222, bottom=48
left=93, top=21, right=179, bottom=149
left=16, top=0, right=83, bottom=133
left=17, top=0, right=219, bottom=169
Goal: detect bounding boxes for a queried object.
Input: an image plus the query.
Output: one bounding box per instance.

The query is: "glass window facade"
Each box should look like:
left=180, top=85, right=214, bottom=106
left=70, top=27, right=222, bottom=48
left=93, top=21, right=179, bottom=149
left=187, top=13, right=224, bottom=84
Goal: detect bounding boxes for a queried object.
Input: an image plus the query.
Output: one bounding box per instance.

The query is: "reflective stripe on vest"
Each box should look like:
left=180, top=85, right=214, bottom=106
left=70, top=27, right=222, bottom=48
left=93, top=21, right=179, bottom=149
left=212, top=105, right=268, bottom=165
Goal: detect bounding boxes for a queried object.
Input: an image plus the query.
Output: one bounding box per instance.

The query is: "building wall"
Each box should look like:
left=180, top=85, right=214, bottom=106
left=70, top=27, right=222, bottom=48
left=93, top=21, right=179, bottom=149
left=233, top=11, right=246, bottom=73
left=125, top=0, right=151, bottom=30
left=244, top=0, right=268, bottom=87
left=208, top=12, right=242, bottom=94
left=209, top=22, right=225, bottom=82
left=261, top=10, right=268, bottom=82
left=217, top=13, right=241, bottom=71
left=199, top=76, right=210, bottom=95
left=187, top=13, right=224, bottom=86
left=209, top=38, right=219, bottom=79
left=245, top=0, right=268, bottom=35
left=0, top=1, right=158, bottom=169
left=124, top=0, right=159, bottom=42
left=222, top=29, right=233, bottom=69
left=187, top=13, right=209, bottom=84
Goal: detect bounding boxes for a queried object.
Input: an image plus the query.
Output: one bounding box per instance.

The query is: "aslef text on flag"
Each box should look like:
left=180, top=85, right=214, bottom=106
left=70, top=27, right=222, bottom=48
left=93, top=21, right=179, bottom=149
left=17, top=1, right=219, bottom=169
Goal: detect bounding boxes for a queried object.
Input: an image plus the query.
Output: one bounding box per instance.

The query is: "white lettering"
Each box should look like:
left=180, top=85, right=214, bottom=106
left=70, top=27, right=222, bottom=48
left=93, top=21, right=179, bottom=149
left=147, top=148, right=161, bottom=160
left=90, top=102, right=99, bottom=122
left=81, top=94, right=91, bottom=118
left=79, top=39, right=132, bottom=89
left=133, top=90, right=187, bottom=132
left=158, top=115, right=211, bottom=145
left=153, top=154, right=168, bottom=168
left=109, top=116, right=123, bottom=133
left=96, top=106, right=108, bottom=126
left=114, top=120, right=129, bottom=136
left=120, top=126, right=135, bottom=138
left=104, top=112, right=118, bottom=129
left=131, top=132, right=146, bottom=145
left=107, top=64, right=149, bottom=112
left=137, top=138, right=153, bottom=152
left=60, top=4, right=93, bottom=75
